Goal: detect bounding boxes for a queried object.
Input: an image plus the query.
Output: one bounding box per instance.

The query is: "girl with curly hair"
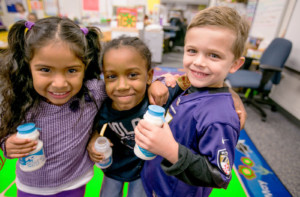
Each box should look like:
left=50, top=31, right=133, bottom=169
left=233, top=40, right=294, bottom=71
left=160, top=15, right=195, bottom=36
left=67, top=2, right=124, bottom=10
left=0, top=17, right=106, bottom=196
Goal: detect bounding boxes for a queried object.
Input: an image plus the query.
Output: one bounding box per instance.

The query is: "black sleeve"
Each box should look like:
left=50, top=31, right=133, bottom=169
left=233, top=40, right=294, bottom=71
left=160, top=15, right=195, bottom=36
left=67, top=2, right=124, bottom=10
left=160, top=144, right=229, bottom=188
left=164, top=84, right=184, bottom=109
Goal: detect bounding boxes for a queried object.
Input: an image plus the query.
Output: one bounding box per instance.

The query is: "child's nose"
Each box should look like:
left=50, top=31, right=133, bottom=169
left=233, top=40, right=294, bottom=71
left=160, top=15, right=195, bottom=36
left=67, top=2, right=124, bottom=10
left=193, top=54, right=206, bottom=67
left=116, top=77, right=129, bottom=90
left=52, top=74, right=68, bottom=88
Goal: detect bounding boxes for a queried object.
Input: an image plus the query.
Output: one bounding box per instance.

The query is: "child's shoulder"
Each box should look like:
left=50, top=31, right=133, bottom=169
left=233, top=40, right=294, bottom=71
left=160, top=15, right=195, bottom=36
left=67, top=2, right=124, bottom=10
left=191, top=90, right=239, bottom=126
left=196, top=90, right=234, bottom=113
left=85, top=78, right=105, bottom=91
left=85, top=79, right=107, bottom=100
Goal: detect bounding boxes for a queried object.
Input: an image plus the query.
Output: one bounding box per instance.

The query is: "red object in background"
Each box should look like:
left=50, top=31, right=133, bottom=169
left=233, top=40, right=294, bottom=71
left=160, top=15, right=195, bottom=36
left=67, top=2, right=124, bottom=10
left=83, top=0, right=99, bottom=11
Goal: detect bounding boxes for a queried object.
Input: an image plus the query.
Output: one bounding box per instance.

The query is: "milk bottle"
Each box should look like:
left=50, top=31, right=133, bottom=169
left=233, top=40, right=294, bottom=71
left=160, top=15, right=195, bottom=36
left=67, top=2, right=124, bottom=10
left=17, top=123, right=46, bottom=172
left=134, top=105, right=165, bottom=160
left=94, top=137, right=113, bottom=169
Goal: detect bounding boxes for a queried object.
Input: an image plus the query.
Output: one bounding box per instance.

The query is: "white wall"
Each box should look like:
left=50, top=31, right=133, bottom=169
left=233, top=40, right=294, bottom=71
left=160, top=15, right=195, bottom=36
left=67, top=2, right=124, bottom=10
left=284, top=0, right=300, bottom=72
left=270, top=68, right=300, bottom=119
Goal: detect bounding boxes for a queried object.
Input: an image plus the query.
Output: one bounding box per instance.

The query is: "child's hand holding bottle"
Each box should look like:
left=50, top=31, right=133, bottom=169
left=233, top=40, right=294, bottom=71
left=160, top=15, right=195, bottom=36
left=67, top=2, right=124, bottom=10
left=5, top=133, right=37, bottom=158
left=135, top=117, right=179, bottom=164
left=87, top=132, right=105, bottom=163
left=87, top=128, right=113, bottom=169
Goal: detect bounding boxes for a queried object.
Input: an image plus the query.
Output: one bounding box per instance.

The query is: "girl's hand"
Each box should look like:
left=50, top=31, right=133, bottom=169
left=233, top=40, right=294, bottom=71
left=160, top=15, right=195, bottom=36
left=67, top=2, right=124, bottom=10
left=135, top=120, right=179, bottom=164
left=5, top=133, right=37, bottom=158
left=87, top=133, right=105, bottom=163
left=161, top=73, right=179, bottom=88
left=148, top=81, right=169, bottom=106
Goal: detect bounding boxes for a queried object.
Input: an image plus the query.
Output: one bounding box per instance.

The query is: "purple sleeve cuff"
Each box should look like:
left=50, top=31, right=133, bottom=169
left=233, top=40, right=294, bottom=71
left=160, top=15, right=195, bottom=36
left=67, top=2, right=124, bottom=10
left=0, top=134, right=12, bottom=159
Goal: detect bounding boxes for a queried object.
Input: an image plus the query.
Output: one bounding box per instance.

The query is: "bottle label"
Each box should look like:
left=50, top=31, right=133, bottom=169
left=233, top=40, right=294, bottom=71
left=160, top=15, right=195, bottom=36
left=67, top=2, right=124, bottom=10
left=97, top=156, right=112, bottom=168
left=138, top=146, right=156, bottom=157
left=19, top=148, right=46, bottom=171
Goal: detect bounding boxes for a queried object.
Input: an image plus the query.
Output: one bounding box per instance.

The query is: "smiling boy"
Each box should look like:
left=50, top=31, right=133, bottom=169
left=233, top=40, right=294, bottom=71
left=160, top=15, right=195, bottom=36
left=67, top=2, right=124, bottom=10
left=135, top=6, right=250, bottom=197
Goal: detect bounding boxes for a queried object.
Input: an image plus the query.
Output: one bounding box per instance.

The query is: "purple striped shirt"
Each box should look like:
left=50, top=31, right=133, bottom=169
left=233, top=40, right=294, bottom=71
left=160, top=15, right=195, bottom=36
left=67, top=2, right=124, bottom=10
left=13, top=79, right=106, bottom=187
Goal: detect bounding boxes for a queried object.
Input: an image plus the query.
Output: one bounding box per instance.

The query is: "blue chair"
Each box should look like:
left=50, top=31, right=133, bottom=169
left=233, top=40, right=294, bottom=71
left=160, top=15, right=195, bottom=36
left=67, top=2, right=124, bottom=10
left=227, top=38, right=292, bottom=121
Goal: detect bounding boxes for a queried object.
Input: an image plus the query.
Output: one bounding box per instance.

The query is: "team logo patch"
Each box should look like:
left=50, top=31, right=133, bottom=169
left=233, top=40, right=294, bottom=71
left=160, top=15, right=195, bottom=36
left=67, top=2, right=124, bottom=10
left=218, top=149, right=231, bottom=176
left=177, top=75, right=190, bottom=90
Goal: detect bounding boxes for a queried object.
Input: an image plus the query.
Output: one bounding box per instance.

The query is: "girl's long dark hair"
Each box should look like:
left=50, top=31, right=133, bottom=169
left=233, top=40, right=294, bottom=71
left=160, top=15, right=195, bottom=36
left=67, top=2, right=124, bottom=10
left=0, top=17, right=102, bottom=141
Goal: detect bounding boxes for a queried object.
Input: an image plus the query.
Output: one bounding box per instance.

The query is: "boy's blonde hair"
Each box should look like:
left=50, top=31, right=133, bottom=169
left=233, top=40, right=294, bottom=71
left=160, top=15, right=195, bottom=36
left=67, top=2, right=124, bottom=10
left=187, top=6, right=250, bottom=59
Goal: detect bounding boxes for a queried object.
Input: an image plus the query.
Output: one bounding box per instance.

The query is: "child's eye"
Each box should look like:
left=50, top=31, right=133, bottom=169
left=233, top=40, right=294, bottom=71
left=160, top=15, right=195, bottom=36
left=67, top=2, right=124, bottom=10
left=128, top=73, right=138, bottom=78
left=68, top=69, right=77, bottom=73
left=106, top=75, right=116, bottom=80
left=40, top=68, right=50, bottom=72
left=187, top=49, right=197, bottom=54
left=209, top=53, right=220, bottom=59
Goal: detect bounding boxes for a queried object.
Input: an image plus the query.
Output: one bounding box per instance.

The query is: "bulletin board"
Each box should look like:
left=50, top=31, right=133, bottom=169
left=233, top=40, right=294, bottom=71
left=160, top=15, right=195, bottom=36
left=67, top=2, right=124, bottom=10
left=111, top=6, right=145, bottom=30
left=249, top=0, right=288, bottom=49
left=116, top=7, right=138, bottom=28
left=284, top=1, right=300, bottom=72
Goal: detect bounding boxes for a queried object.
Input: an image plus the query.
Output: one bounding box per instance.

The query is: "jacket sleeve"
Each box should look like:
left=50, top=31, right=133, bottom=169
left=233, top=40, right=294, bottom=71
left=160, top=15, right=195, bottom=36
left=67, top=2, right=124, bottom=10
left=0, top=134, right=13, bottom=159
left=160, top=143, right=229, bottom=188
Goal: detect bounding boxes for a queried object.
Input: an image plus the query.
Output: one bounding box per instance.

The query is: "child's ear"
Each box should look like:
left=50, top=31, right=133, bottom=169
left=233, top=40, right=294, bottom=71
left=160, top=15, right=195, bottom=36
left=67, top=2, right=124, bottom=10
left=229, top=57, right=245, bottom=73
left=147, top=69, right=154, bottom=85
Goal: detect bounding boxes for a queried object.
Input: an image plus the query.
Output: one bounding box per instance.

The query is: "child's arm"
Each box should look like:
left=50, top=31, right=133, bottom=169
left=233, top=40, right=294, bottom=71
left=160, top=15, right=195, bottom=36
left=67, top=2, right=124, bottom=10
left=161, top=143, right=226, bottom=188
left=87, top=131, right=105, bottom=162
left=3, top=133, right=37, bottom=158
left=148, top=81, right=169, bottom=106
left=229, top=88, right=247, bottom=130
left=148, top=74, right=182, bottom=106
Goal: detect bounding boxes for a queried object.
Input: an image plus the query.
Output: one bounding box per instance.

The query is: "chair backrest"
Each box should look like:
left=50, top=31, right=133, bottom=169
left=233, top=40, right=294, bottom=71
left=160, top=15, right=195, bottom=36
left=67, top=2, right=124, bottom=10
left=260, top=38, right=292, bottom=84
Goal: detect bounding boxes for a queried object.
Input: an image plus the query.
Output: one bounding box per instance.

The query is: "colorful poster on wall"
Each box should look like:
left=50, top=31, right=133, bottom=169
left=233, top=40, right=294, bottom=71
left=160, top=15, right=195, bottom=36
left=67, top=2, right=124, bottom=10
left=83, top=0, right=99, bottom=11
left=5, top=0, right=23, bottom=12
left=116, top=7, right=137, bottom=28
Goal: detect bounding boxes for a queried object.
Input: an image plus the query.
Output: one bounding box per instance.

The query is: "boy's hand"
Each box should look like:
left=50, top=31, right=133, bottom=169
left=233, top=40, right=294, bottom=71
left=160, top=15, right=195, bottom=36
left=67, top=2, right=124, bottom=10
left=148, top=81, right=169, bottom=106
left=87, top=132, right=105, bottom=163
left=135, top=120, right=179, bottom=164
left=229, top=89, right=247, bottom=130
left=5, top=133, right=37, bottom=158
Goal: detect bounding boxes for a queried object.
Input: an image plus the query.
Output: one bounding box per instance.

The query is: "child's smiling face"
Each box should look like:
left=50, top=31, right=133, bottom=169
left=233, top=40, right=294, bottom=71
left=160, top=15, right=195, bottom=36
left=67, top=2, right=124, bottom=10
left=30, top=41, right=85, bottom=106
left=183, top=26, right=244, bottom=88
left=103, top=46, right=153, bottom=111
